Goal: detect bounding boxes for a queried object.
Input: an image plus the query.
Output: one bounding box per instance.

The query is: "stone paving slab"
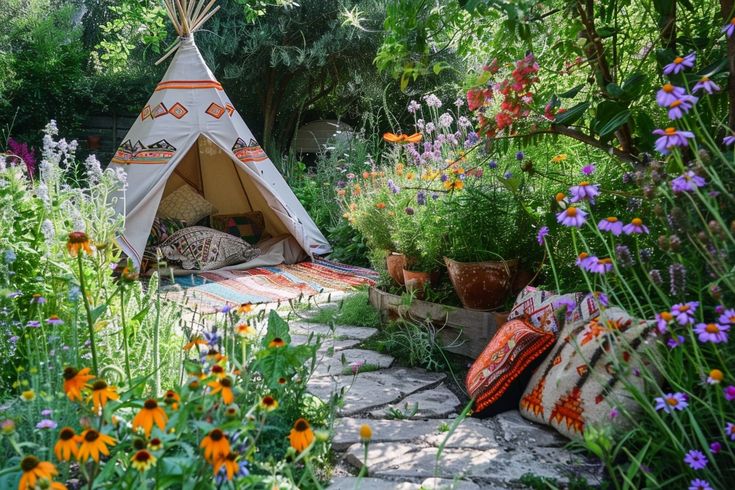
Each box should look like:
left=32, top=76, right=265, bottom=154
left=334, top=418, right=446, bottom=451
left=492, top=410, right=566, bottom=448
left=291, top=334, right=362, bottom=352
left=370, top=383, right=461, bottom=419
left=289, top=321, right=378, bottom=340
left=327, top=477, right=484, bottom=490
left=313, top=349, right=395, bottom=377
left=419, top=418, right=503, bottom=451
left=308, top=368, right=446, bottom=415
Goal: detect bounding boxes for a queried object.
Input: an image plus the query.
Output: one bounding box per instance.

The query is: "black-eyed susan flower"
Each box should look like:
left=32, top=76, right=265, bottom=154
left=20, top=390, right=35, bottom=402
left=258, top=395, right=278, bottom=411
left=237, top=303, right=254, bottom=314
left=210, top=364, right=226, bottom=379
left=18, top=456, right=61, bottom=490
left=62, top=367, right=94, bottom=402
left=132, top=399, right=168, bottom=437
left=208, top=377, right=235, bottom=405
left=148, top=438, right=163, bottom=451
left=182, top=337, right=207, bottom=351
left=130, top=449, right=157, bottom=472
left=235, top=322, right=256, bottom=338
left=268, top=337, right=285, bottom=348
left=288, top=418, right=314, bottom=453
left=213, top=452, right=240, bottom=481
left=89, top=380, right=119, bottom=412
left=200, top=428, right=230, bottom=463
left=66, top=231, right=92, bottom=257
left=163, top=390, right=180, bottom=410
left=54, top=427, right=80, bottom=461
left=78, top=429, right=115, bottom=462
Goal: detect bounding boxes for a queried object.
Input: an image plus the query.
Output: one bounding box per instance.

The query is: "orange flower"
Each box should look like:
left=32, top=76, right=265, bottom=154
left=268, top=337, right=285, bottom=348
left=288, top=418, right=314, bottom=453
left=259, top=395, right=278, bottom=411
left=18, top=456, right=61, bottom=490
left=78, top=429, right=115, bottom=462
left=236, top=323, right=256, bottom=338
left=62, top=367, right=94, bottom=402
left=183, top=337, right=207, bottom=351
left=200, top=428, right=230, bottom=463
left=163, top=390, right=180, bottom=410
left=359, top=424, right=372, bottom=442
left=208, top=376, right=235, bottom=405
left=132, top=399, right=168, bottom=437
left=130, top=449, right=157, bottom=472
left=213, top=452, right=240, bottom=480
left=89, top=380, right=119, bottom=412
left=54, top=427, right=80, bottom=461
left=66, top=231, right=92, bottom=257
left=383, top=132, right=422, bottom=144
left=443, top=179, right=464, bottom=191
left=362, top=171, right=370, bottom=179
left=375, top=202, right=386, bottom=210
left=337, top=189, right=346, bottom=197
left=210, top=364, right=227, bottom=379
left=237, top=303, right=254, bottom=314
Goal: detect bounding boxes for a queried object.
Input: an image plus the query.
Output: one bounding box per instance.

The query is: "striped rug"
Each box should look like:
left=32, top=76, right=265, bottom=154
left=163, top=259, right=378, bottom=311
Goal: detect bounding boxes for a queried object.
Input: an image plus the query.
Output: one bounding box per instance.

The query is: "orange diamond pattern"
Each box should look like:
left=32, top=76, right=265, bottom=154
left=520, top=377, right=545, bottom=418
left=206, top=102, right=226, bottom=119
left=550, top=387, right=585, bottom=435
left=168, top=102, right=188, bottom=119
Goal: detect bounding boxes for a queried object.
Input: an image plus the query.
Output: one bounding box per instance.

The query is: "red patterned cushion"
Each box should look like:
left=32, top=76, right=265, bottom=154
left=466, top=319, right=556, bottom=413
left=508, top=286, right=587, bottom=334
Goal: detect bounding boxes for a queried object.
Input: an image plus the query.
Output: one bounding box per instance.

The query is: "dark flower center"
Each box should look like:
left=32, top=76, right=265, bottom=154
left=63, top=367, right=78, bottom=380
left=278, top=377, right=287, bottom=384
left=20, top=456, right=40, bottom=472
left=150, top=438, right=161, bottom=446
left=68, top=231, right=89, bottom=244
left=212, top=365, right=224, bottom=374
left=85, top=430, right=100, bottom=442
left=59, top=427, right=75, bottom=440
left=133, top=438, right=146, bottom=450
left=226, top=452, right=238, bottom=461
left=294, top=419, right=309, bottom=432
left=262, top=396, right=275, bottom=406
left=220, top=377, right=233, bottom=388
left=144, top=399, right=158, bottom=410
left=92, top=380, right=108, bottom=390
left=134, top=450, right=152, bottom=462
left=209, top=429, right=224, bottom=441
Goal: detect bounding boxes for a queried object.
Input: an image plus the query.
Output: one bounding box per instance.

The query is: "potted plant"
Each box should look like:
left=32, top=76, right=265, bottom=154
left=441, top=181, right=534, bottom=310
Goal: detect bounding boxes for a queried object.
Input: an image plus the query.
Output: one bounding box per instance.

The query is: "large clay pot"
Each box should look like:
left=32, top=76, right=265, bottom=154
left=87, top=134, right=102, bottom=150
left=402, top=268, right=439, bottom=300
left=386, top=252, right=408, bottom=285
left=444, top=257, right=519, bottom=310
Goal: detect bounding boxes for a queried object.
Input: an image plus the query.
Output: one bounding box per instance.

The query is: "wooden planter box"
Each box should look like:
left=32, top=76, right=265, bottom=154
left=368, top=287, right=508, bottom=359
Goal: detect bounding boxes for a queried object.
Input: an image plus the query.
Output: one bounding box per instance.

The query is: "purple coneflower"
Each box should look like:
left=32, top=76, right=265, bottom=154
left=667, top=335, right=685, bottom=349
left=726, top=422, right=735, bottom=440
left=718, top=308, right=735, bottom=326
left=667, top=95, right=698, bottom=120
left=536, top=226, right=549, bottom=246
left=671, top=301, right=698, bottom=325
left=598, top=217, right=623, bottom=236
left=31, top=294, right=46, bottom=304
left=594, top=292, right=609, bottom=307
left=723, top=17, right=735, bottom=38
left=724, top=385, right=735, bottom=401
left=556, top=207, right=587, bottom=227
left=710, top=441, right=722, bottom=454
left=46, top=316, right=64, bottom=326
left=724, top=134, right=735, bottom=146
left=581, top=164, right=596, bottom=176
left=552, top=297, right=577, bottom=315
left=575, top=253, right=597, bottom=271
left=569, top=181, right=600, bottom=204
left=653, top=127, right=695, bottom=154
left=684, top=449, right=708, bottom=470
left=655, top=311, right=672, bottom=335
left=588, top=257, right=613, bottom=274
left=26, top=321, right=40, bottom=328
left=693, top=322, right=729, bottom=344
left=654, top=392, right=688, bottom=412
left=692, top=76, right=720, bottom=94
left=663, top=52, right=696, bottom=75
left=671, top=171, right=706, bottom=193
left=656, top=83, right=686, bottom=106
left=622, top=218, right=649, bottom=235
left=689, top=479, right=713, bottom=490
left=36, top=419, right=58, bottom=430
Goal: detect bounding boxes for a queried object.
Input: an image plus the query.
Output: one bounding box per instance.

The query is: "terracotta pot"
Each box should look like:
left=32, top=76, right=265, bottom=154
left=386, top=252, right=408, bottom=285
left=444, top=257, right=519, bottom=310
left=402, top=268, right=439, bottom=299
left=87, top=134, right=102, bottom=150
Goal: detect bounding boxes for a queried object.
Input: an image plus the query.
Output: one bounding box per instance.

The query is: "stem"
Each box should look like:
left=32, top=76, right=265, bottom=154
left=119, top=285, right=132, bottom=386
left=153, top=285, right=161, bottom=395
left=77, top=253, right=99, bottom=374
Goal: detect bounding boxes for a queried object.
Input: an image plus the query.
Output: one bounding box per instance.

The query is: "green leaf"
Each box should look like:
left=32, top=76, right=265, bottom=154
left=262, top=310, right=291, bottom=347
left=606, top=82, right=624, bottom=98
left=597, top=109, right=631, bottom=137
left=594, top=101, right=630, bottom=137
left=552, top=102, right=590, bottom=126
left=621, top=73, right=647, bottom=99
left=90, top=304, right=108, bottom=323
left=558, top=84, right=585, bottom=99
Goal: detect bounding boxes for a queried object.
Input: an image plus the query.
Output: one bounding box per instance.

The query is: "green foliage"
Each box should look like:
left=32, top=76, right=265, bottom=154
left=365, top=318, right=450, bottom=372
left=303, top=290, right=381, bottom=328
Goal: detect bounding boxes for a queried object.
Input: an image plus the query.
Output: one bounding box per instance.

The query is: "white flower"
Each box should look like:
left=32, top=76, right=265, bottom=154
left=423, top=94, right=442, bottom=108
left=438, top=113, right=453, bottom=128
left=454, top=97, right=464, bottom=107
left=415, top=118, right=425, bottom=130
left=41, top=219, right=55, bottom=243
left=407, top=100, right=421, bottom=113
left=36, top=182, right=50, bottom=205
left=424, top=122, right=435, bottom=133
left=44, top=120, right=59, bottom=136
left=85, top=155, right=103, bottom=184
left=458, top=116, right=472, bottom=128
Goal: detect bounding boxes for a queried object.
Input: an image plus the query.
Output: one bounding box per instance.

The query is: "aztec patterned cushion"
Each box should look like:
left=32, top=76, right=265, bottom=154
left=519, top=306, right=656, bottom=440
left=466, top=319, right=556, bottom=414
left=147, top=217, right=187, bottom=247
left=159, top=226, right=261, bottom=271
left=507, top=286, right=587, bottom=334
left=157, top=184, right=217, bottom=225
left=211, top=212, right=265, bottom=244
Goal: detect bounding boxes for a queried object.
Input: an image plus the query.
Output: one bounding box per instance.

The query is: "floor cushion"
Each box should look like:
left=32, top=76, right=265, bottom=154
left=519, top=306, right=656, bottom=440
left=147, top=216, right=187, bottom=247
left=466, top=319, right=557, bottom=415
left=211, top=212, right=265, bottom=244
left=159, top=226, right=261, bottom=271
left=507, top=286, right=586, bottom=334
left=157, top=184, right=217, bottom=225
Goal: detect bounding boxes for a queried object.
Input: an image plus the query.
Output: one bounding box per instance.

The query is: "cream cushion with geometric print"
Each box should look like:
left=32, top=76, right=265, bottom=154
left=157, top=184, right=217, bottom=224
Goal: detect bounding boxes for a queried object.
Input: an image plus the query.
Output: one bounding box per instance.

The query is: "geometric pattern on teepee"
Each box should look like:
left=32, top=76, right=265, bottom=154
left=205, top=102, right=226, bottom=119
left=232, top=137, right=267, bottom=164
left=549, top=386, right=585, bottom=436
left=168, top=102, right=189, bottom=119
left=152, top=103, right=169, bottom=118
left=140, top=105, right=152, bottom=121
left=225, top=103, right=235, bottom=116
left=111, top=139, right=176, bottom=165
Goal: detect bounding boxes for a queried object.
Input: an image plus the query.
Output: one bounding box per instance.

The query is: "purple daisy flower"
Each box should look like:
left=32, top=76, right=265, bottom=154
left=671, top=301, right=698, bottom=325
left=692, top=76, right=720, bottom=95
left=31, top=294, right=46, bottom=304
left=693, top=322, right=730, bottom=344
left=46, top=316, right=64, bottom=326
left=667, top=335, right=686, bottom=349
left=723, top=18, right=735, bottom=38
left=656, top=83, right=686, bottom=106
left=654, top=392, right=688, bottom=413
left=726, top=422, right=735, bottom=440
left=689, top=479, right=713, bottom=490
left=684, top=449, right=708, bottom=470
left=724, top=385, right=735, bottom=401
left=587, top=257, right=613, bottom=274
left=724, top=135, right=735, bottom=146
left=581, top=164, right=596, bottom=176
left=671, top=171, right=706, bottom=193
left=537, top=226, right=549, bottom=246
left=653, top=127, right=695, bottom=154
left=663, top=52, right=696, bottom=75
left=598, top=217, right=623, bottom=236
left=709, top=441, right=721, bottom=454
left=556, top=207, right=587, bottom=227
left=595, top=292, right=609, bottom=307
left=25, top=321, right=40, bottom=328
left=622, top=218, right=649, bottom=235
left=718, top=308, right=735, bottom=326
left=667, top=95, right=698, bottom=120
left=36, top=419, right=58, bottom=430
left=575, top=253, right=597, bottom=271
left=568, top=182, right=600, bottom=204
left=655, top=312, right=672, bottom=334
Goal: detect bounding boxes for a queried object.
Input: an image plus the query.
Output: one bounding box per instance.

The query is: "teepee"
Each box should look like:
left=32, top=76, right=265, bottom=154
left=109, top=0, right=331, bottom=267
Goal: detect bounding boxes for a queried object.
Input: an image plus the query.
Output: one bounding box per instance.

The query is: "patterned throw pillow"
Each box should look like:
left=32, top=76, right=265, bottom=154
left=157, top=184, right=217, bottom=225
left=147, top=217, right=187, bottom=247
left=159, top=226, right=261, bottom=271
left=466, top=319, right=557, bottom=414
left=507, top=286, right=587, bottom=334
left=211, top=212, right=265, bottom=244
left=519, top=307, right=656, bottom=440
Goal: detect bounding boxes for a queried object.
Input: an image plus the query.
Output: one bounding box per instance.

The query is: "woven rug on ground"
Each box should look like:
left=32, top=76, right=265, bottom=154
left=163, top=259, right=378, bottom=310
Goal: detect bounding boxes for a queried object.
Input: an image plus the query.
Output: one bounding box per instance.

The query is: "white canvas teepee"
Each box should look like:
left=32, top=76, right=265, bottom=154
left=109, top=0, right=330, bottom=267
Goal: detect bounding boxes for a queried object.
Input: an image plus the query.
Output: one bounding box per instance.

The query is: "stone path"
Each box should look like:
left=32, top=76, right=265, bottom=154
left=290, top=318, right=596, bottom=489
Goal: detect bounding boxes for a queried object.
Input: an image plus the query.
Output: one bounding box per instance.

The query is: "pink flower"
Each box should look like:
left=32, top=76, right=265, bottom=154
left=556, top=206, right=587, bottom=227
left=568, top=182, right=600, bottom=204
left=653, top=127, right=695, bottom=154
left=598, top=217, right=623, bottom=236
left=663, top=52, right=696, bottom=75
left=581, top=164, right=596, bottom=176
left=654, top=392, right=688, bottom=413
left=693, top=322, right=730, bottom=344
left=692, top=76, right=720, bottom=94
left=656, top=83, right=686, bottom=106
left=622, top=218, right=649, bottom=235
